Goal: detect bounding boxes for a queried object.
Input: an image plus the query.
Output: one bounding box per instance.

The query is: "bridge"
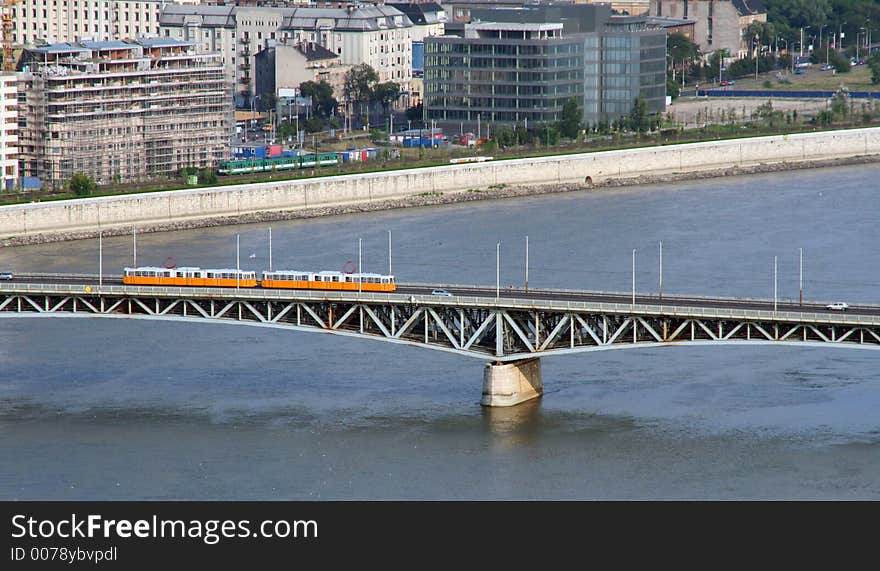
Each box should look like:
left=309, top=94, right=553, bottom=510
left=2, top=274, right=879, bottom=406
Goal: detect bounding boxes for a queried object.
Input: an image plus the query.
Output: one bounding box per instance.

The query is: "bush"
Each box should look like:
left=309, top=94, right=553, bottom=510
left=68, top=173, right=97, bottom=196
left=763, top=79, right=773, bottom=88
left=197, top=168, right=217, bottom=185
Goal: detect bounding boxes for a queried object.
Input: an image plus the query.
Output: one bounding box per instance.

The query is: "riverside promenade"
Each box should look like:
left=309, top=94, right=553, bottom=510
left=3, top=127, right=880, bottom=245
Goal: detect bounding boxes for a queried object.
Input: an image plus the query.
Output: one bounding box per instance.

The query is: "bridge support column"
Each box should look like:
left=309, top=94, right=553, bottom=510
left=481, top=358, right=542, bottom=407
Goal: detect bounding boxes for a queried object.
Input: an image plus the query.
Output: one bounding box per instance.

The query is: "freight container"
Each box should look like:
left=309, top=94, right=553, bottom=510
left=267, top=144, right=282, bottom=157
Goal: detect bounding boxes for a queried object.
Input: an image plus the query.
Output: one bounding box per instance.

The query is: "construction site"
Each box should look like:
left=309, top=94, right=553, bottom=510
left=15, top=38, right=232, bottom=188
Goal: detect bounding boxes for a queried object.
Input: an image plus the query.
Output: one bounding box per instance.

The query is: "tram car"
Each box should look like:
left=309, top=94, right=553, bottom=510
left=261, top=270, right=396, bottom=292
left=217, top=152, right=340, bottom=175
left=123, top=267, right=258, bottom=288
left=123, top=267, right=396, bottom=293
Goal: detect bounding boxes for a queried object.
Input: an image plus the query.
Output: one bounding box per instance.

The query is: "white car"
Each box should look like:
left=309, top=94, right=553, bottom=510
left=0, top=272, right=13, bottom=280
left=825, top=302, right=849, bottom=311
left=431, top=289, right=453, bottom=297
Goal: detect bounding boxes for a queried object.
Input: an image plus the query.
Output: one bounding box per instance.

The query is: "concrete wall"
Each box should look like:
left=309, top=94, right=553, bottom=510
left=3, top=127, right=880, bottom=242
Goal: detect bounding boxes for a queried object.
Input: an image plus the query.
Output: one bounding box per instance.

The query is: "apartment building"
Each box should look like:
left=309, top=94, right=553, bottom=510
left=9, top=0, right=204, bottom=47
left=0, top=74, right=18, bottom=190
left=17, top=38, right=231, bottom=187
left=159, top=3, right=414, bottom=108
left=254, top=40, right=349, bottom=102
left=650, top=0, right=767, bottom=58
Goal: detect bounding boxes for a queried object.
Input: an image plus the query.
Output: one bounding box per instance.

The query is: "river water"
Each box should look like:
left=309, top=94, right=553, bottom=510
left=1, top=163, right=879, bottom=499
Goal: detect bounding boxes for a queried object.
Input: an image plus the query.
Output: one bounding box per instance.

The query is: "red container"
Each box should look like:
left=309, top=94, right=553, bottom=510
left=268, top=144, right=282, bottom=157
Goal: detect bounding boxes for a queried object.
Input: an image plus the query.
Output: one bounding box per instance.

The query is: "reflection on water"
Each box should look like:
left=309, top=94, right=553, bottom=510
left=482, top=398, right=543, bottom=449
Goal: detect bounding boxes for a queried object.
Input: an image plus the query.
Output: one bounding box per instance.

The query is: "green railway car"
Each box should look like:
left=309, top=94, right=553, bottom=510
left=217, top=153, right=339, bottom=175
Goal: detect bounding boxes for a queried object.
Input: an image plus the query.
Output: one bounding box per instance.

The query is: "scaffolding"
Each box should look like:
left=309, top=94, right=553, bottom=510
left=18, top=40, right=233, bottom=187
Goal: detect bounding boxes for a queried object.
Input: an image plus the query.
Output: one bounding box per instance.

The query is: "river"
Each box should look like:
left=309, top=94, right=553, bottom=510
left=1, top=163, right=879, bottom=499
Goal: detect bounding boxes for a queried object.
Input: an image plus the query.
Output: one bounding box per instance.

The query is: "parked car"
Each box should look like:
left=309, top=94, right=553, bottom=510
left=825, top=302, right=849, bottom=311
left=720, top=80, right=735, bottom=86
left=0, top=272, right=13, bottom=280
left=431, top=289, right=453, bottom=297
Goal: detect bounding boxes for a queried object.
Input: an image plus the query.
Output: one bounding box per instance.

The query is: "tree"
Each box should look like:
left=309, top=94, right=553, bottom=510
left=68, top=173, right=97, bottom=196
left=627, top=97, right=652, bottom=132
left=828, top=48, right=851, bottom=73
left=869, top=53, right=880, bottom=85
left=558, top=98, right=582, bottom=139
left=667, top=32, right=700, bottom=82
left=405, top=103, right=423, bottom=122
left=372, top=81, right=402, bottom=116
left=343, top=64, right=379, bottom=127
left=299, top=80, right=337, bottom=119
left=259, top=92, right=277, bottom=112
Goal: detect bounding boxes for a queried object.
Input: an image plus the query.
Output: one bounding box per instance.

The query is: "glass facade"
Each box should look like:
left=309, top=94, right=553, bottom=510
left=424, top=8, right=668, bottom=129
left=425, top=36, right=585, bottom=124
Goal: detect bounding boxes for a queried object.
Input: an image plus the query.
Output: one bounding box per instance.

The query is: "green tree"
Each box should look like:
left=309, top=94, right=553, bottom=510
left=869, top=53, right=880, bottom=84
left=667, top=32, right=700, bottom=83
left=304, top=117, right=324, bottom=133
left=299, top=80, right=337, bottom=119
left=557, top=97, right=582, bottom=139
left=828, top=48, right=851, bottom=73
left=372, top=81, right=402, bottom=117
left=343, top=64, right=379, bottom=127
left=68, top=173, right=97, bottom=196
left=627, top=97, right=654, bottom=132
left=259, top=92, right=277, bottom=112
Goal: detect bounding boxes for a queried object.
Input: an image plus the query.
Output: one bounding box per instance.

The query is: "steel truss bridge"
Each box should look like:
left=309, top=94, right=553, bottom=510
left=2, top=277, right=880, bottom=361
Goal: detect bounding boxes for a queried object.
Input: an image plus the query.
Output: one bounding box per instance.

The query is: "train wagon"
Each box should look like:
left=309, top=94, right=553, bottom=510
left=123, top=267, right=258, bottom=288
left=217, top=152, right=339, bottom=175
left=261, top=270, right=396, bottom=293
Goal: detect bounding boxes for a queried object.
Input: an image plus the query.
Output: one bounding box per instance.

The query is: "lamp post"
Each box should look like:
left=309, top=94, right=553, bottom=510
left=799, top=247, right=803, bottom=306
left=358, top=237, right=362, bottom=295
left=524, top=235, right=529, bottom=292
left=98, top=229, right=103, bottom=288
left=800, top=26, right=810, bottom=57
left=658, top=240, right=663, bottom=301
left=388, top=229, right=392, bottom=276
left=773, top=256, right=778, bottom=313
left=132, top=225, right=137, bottom=267
left=496, top=242, right=501, bottom=300
left=631, top=248, right=636, bottom=306
left=839, top=21, right=847, bottom=51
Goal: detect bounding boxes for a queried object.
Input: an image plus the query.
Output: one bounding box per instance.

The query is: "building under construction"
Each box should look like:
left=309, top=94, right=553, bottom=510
left=17, top=38, right=231, bottom=187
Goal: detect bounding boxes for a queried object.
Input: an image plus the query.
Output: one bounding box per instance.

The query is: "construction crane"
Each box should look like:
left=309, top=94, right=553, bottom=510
left=2, top=0, right=25, bottom=72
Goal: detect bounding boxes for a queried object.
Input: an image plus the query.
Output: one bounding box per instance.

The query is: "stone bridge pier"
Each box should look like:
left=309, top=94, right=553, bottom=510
left=481, top=358, right=543, bottom=407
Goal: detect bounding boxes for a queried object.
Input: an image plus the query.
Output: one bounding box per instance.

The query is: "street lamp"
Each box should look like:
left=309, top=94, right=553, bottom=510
left=800, top=25, right=811, bottom=57
left=818, top=24, right=828, bottom=58
left=839, top=21, right=847, bottom=51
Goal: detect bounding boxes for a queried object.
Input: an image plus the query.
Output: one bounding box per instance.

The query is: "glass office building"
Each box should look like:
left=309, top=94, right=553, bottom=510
left=425, top=4, right=666, bottom=129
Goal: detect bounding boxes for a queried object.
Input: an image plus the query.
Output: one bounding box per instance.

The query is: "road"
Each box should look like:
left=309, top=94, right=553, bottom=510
left=4, top=273, right=878, bottom=317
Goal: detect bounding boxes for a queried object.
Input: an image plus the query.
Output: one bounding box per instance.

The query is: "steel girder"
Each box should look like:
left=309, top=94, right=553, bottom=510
left=2, top=291, right=880, bottom=361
